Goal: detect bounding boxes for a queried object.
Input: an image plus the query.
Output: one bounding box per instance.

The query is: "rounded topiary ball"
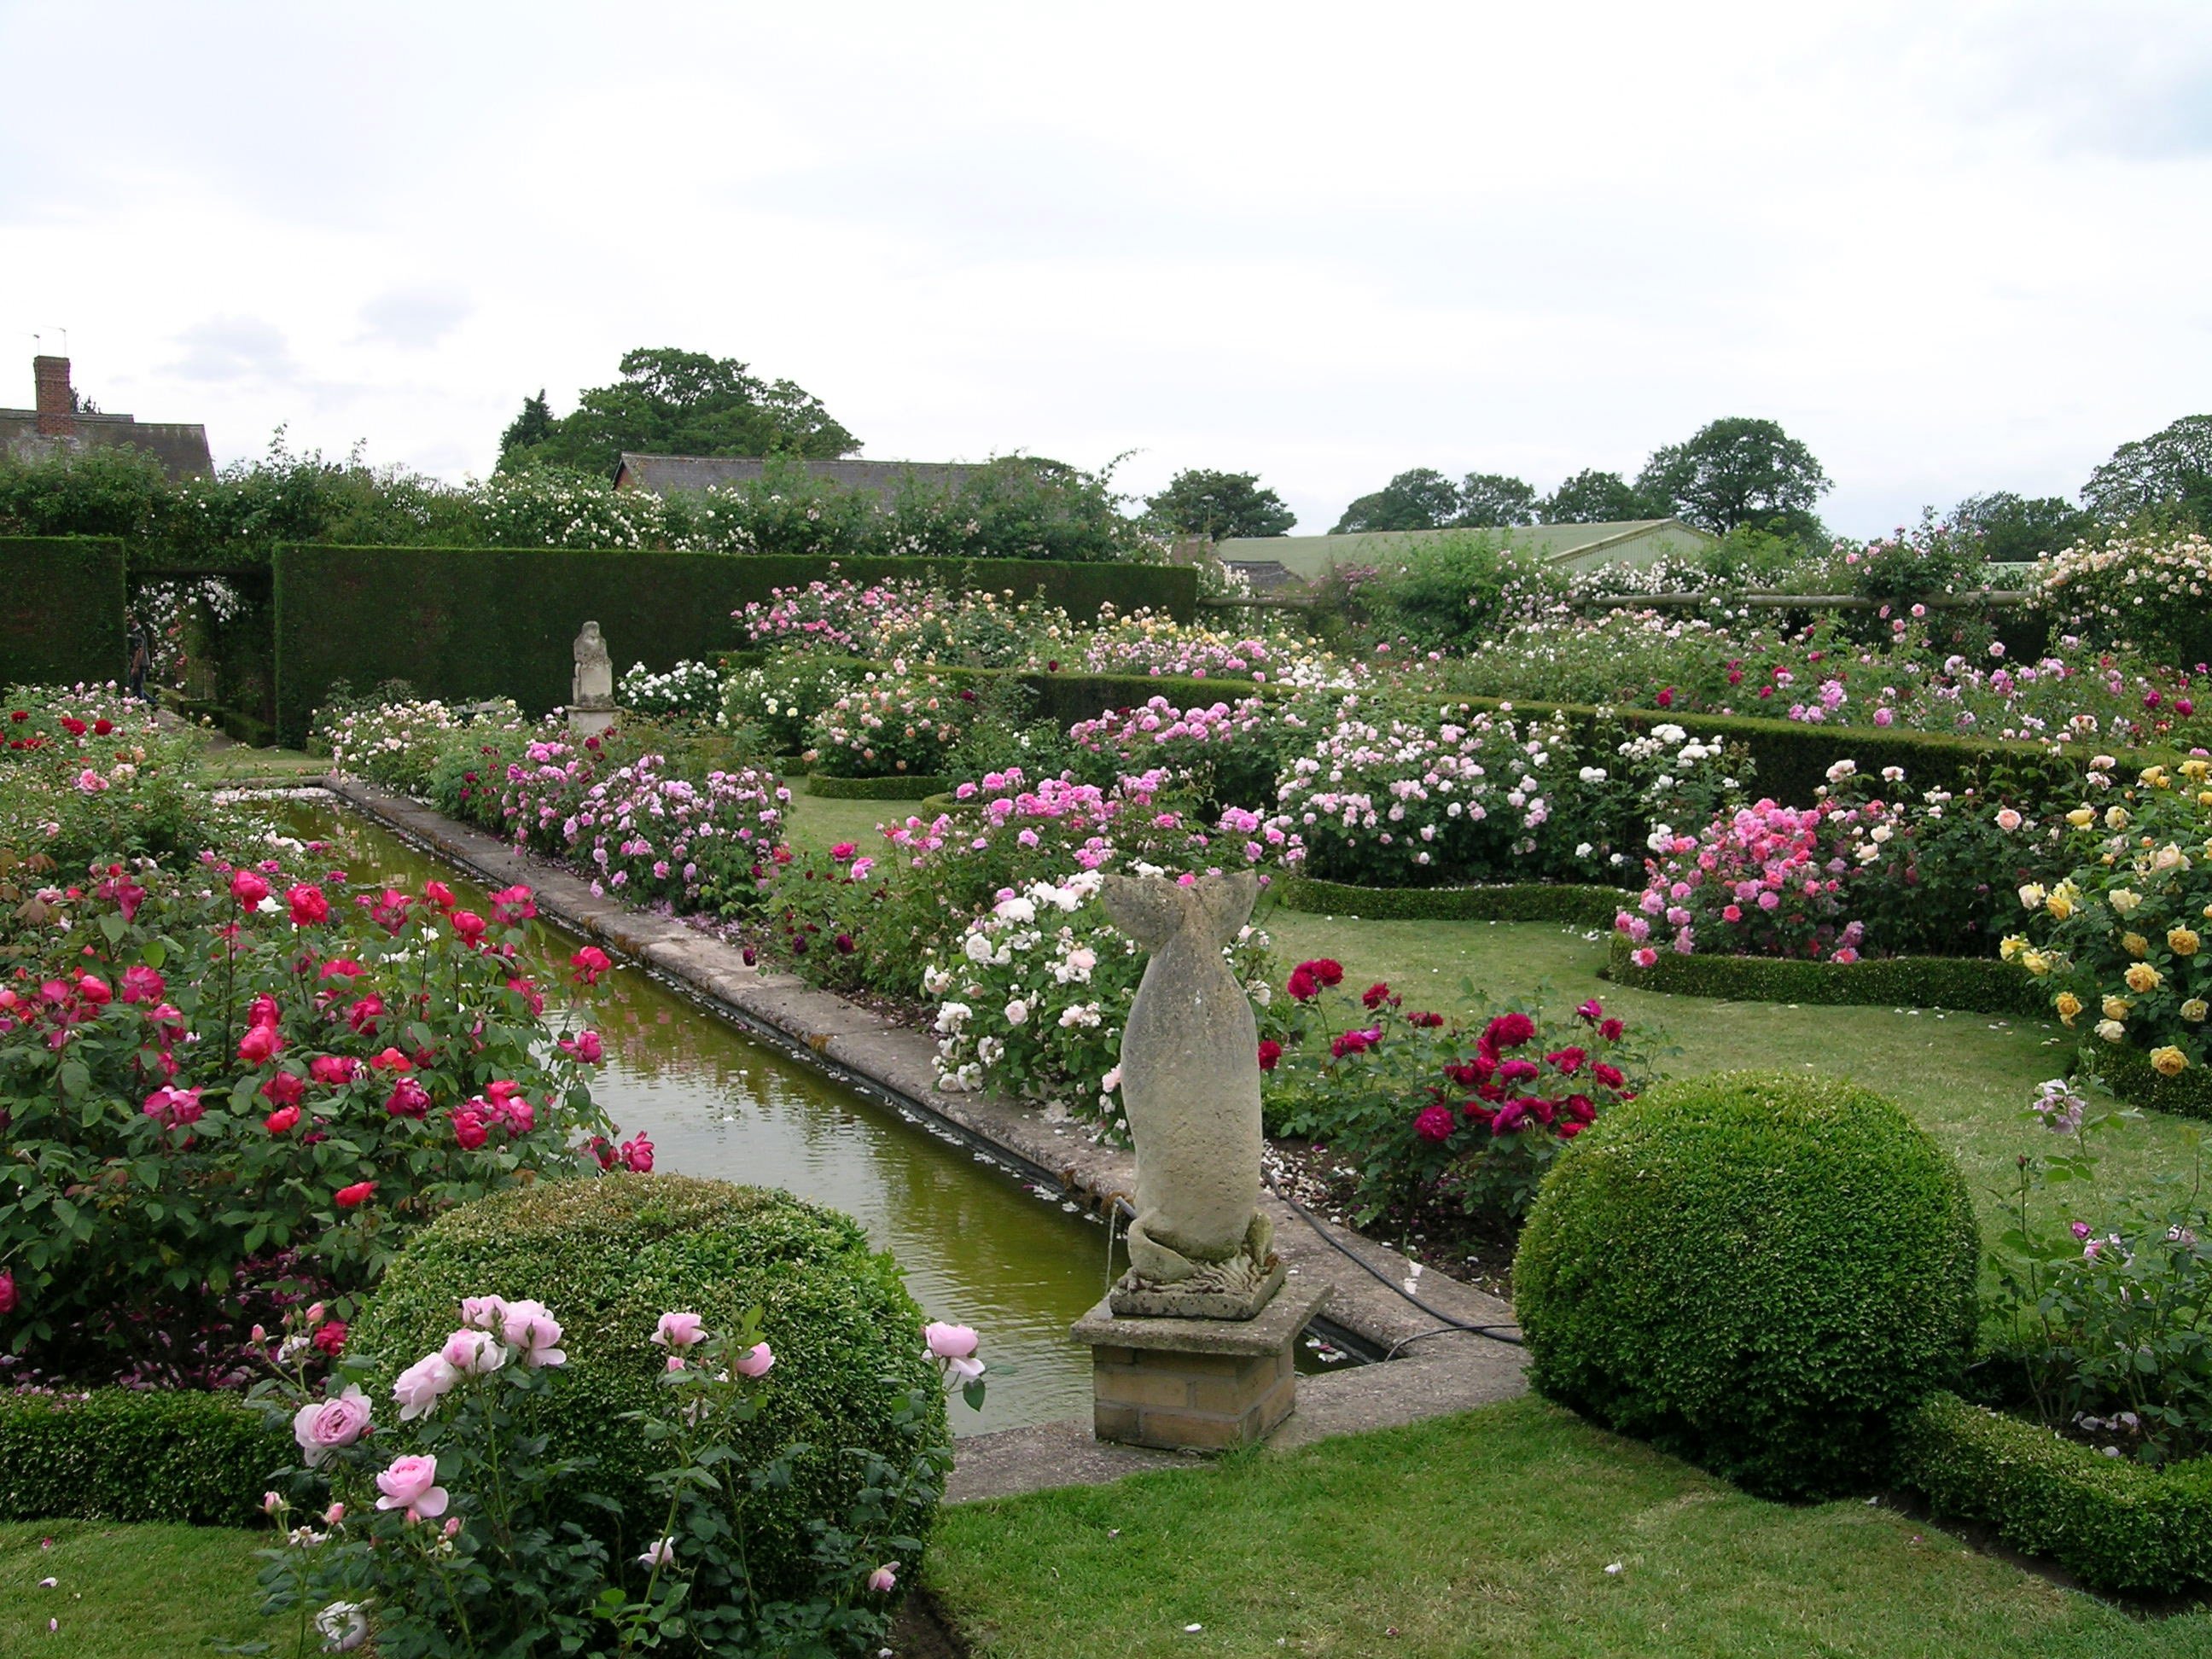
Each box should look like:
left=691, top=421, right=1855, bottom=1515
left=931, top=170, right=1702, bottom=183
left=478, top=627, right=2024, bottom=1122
left=1513, top=1070, right=1976, bottom=1499
left=352, top=1175, right=943, bottom=1594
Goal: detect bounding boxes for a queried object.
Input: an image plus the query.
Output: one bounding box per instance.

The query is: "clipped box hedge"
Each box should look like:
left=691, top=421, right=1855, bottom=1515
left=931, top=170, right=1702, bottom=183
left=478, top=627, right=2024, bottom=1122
left=806, top=771, right=951, bottom=800
left=1604, top=934, right=2040, bottom=1016
left=0, top=536, right=127, bottom=691
left=1895, top=1391, right=2212, bottom=1595
left=0, top=1388, right=286, bottom=1526
left=2087, top=1043, right=2212, bottom=1121
left=1274, top=874, right=1627, bottom=925
left=271, top=545, right=1199, bottom=746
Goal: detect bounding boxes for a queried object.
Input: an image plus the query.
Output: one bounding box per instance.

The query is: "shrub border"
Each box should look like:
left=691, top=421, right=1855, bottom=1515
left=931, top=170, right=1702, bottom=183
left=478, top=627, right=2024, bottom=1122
left=1604, top=934, right=2040, bottom=1015
left=805, top=772, right=951, bottom=800
left=0, top=536, right=127, bottom=691
left=0, top=1388, right=287, bottom=1527
left=1273, top=874, right=1626, bottom=925
left=2084, top=1043, right=2212, bottom=1121
left=1893, top=1390, right=2212, bottom=1595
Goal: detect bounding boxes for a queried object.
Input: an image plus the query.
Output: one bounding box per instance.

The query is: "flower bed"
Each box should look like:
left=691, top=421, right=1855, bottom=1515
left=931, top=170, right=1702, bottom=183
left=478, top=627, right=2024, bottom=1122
left=805, top=667, right=968, bottom=778
left=1, top=681, right=232, bottom=873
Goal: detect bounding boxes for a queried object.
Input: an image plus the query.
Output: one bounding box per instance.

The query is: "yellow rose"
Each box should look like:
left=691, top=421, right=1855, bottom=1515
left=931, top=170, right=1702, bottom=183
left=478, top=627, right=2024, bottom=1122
left=2019, top=883, right=2048, bottom=911
left=2055, top=992, right=2083, bottom=1024
left=2024, top=952, right=2052, bottom=977
left=2152, top=1046, right=2190, bottom=1077
left=2199, top=791, right=2212, bottom=807
left=2185, top=998, right=2209, bottom=1022
left=2068, top=807, right=2096, bottom=828
left=2126, top=962, right=2163, bottom=993
left=2000, top=935, right=2028, bottom=962
left=2046, top=891, right=2076, bottom=921
left=2185, top=758, right=2212, bottom=782
left=2097, top=1018, right=2128, bottom=1044
left=2110, top=889, right=2142, bottom=917
left=2143, top=765, right=2171, bottom=789
left=2172, top=928, right=2201, bottom=957
left=2104, top=994, right=2132, bottom=1022
left=2108, top=806, right=2133, bottom=830
left=2122, top=932, right=2151, bottom=958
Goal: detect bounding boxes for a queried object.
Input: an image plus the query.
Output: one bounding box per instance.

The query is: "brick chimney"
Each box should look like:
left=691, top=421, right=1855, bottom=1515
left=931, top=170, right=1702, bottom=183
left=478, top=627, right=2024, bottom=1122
left=33, top=355, right=75, bottom=438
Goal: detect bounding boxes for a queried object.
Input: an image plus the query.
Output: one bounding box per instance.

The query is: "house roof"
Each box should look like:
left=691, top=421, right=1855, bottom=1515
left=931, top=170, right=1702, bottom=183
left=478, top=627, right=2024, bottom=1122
left=0, top=410, right=213, bottom=480
left=614, top=454, right=979, bottom=499
left=1215, top=520, right=1714, bottom=583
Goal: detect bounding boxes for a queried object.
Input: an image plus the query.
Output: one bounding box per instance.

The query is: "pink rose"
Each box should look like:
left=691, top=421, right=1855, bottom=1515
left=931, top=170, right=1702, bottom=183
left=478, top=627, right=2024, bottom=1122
left=393, top=1353, right=460, bottom=1421
left=460, top=1295, right=509, bottom=1331
left=923, top=1322, right=979, bottom=1361
left=375, top=1453, right=449, bottom=1519
left=651, top=1312, right=707, bottom=1350
left=868, top=1563, right=899, bottom=1593
left=733, top=1342, right=775, bottom=1378
left=292, top=1386, right=372, bottom=1468
left=441, top=1327, right=506, bottom=1375
left=500, top=1299, right=567, bottom=1367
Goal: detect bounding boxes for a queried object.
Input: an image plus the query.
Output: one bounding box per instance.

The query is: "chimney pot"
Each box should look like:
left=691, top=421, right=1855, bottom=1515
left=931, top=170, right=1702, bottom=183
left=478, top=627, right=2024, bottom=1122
left=32, top=355, right=75, bottom=438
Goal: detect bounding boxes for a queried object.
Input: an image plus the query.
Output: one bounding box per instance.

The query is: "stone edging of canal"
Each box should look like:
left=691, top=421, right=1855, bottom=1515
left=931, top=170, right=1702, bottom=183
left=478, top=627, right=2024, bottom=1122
left=317, top=777, right=1529, bottom=1501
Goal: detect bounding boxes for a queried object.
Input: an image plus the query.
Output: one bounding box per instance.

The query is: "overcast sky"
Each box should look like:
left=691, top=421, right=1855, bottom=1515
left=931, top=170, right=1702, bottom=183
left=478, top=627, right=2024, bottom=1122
left=3, top=2, right=2208, bottom=537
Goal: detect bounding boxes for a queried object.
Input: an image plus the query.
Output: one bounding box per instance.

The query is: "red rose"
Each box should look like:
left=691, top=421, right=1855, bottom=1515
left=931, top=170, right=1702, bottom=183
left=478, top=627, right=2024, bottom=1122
left=451, top=1110, right=489, bottom=1150
left=333, top=1180, right=375, bottom=1208
left=384, top=1078, right=431, bottom=1119
left=1286, top=968, right=1318, bottom=1002
left=570, top=946, right=612, bottom=986
left=264, top=1103, right=300, bottom=1133
left=286, top=883, right=329, bottom=926
left=1257, top=1039, right=1282, bottom=1071
left=260, top=1071, right=306, bottom=1107
left=312, top=1320, right=348, bottom=1357
left=1592, top=1062, right=1626, bottom=1090
left=237, top=1023, right=283, bottom=1065
left=1361, top=982, right=1392, bottom=1010
left=1414, top=1104, right=1455, bottom=1142
left=230, top=870, right=270, bottom=905
left=1482, top=1012, right=1535, bottom=1051
left=0, top=1269, right=15, bottom=1312
left=1599, top=1018, right=1624, bottom=1042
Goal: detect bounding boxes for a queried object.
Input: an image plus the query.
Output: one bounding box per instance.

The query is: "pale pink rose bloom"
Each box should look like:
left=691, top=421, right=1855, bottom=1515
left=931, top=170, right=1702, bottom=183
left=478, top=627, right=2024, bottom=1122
left=638, top=1536, right=677, bottom=1569
left=441, top=1328, right=507, bottom=1376
left=323, top=1503, right=346, bottom=1525
left=459, top=1295, right=509, bottom=1332
left=393, top=1353, right=461, bottom=1421
left=442, top=1516, right=462, bottom=1538
left=923, top=1322, right=979, bottom=1360
left=733, top=1342, right=775, bottom=1378
left=666, top=1356, right=686, bottom=1372
left=868, top=1563, right=899, bottom=1592
left=262, top=1491, right=283, bottom=1515
left=292, top=1385, right=373, bottom=1468
left=375, top=1453, right=448, bottom=1518
left=650, top=1312, right=707, bottom=1350
left=500, top=1299, right=568, bottom=1367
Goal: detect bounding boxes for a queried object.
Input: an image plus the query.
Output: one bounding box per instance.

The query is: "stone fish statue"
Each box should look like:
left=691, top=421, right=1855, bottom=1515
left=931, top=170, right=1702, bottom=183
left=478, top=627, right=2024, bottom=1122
left=1098, top=870, right=1279, bottom=1317
left=571, top=621, right=614, bottom=709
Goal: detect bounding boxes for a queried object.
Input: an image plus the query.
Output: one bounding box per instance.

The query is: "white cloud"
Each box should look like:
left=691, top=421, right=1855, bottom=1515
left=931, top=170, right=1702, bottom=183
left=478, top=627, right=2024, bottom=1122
left=0, top=0, right=2206, bottom=533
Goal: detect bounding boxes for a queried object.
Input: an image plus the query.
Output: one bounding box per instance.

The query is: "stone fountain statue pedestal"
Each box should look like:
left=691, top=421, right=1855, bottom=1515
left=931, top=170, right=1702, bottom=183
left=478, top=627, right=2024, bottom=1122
left=1073, top=1279, right=1330, bottom=1452
left=1066, top=870, right=1322, bottom=1452
left=569, top=620, right=619, bottom=738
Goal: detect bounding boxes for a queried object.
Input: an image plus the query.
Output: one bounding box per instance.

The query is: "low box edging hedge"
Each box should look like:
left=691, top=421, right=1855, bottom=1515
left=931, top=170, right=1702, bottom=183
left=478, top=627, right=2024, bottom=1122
left=1894, top=1389, right=2212, bottom=1595
left=805, top=772, right=951, bottom=800
left=1274, top=874, right=1627, bottom=925
left=0, top=1388, right=287, bottom=1527
left=1604, top=934, right=2040, bottom=1016
left=2084, top=1043, right=2212, bottom=1121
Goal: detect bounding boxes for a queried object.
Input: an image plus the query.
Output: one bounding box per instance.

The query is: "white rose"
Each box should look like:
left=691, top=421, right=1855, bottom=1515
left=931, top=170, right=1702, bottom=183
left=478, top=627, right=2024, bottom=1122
left=1004, top=998, right=1029, bottom=1026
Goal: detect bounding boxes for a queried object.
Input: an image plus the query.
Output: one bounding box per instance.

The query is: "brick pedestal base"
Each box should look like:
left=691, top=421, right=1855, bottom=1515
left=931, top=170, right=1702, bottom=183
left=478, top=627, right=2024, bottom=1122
left=1070, top=1280, right=1331, bottom=1452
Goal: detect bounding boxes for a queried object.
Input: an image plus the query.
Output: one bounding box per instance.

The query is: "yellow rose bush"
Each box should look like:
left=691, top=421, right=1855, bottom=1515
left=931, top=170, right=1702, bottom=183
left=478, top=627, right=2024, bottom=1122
left=2015, top=755, right=2212, bottom=1097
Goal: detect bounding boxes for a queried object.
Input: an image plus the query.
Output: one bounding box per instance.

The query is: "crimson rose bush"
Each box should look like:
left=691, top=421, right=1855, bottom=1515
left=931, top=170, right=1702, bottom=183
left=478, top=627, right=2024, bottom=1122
left=1265, top=969, right=1660, bottom=1221
left=0, top=852, right=617, bottom=1380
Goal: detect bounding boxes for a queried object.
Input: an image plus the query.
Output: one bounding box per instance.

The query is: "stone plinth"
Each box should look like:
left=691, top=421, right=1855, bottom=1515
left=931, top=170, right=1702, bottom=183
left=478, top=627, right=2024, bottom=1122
left=568, top=705, right=617, bottom=738
left=1071, top=1280, right=1330, bottom=1452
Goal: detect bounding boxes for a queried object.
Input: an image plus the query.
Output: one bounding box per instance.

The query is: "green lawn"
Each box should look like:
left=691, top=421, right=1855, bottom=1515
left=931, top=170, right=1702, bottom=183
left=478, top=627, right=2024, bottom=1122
left=197, top=742, right=331, bottom=781
left=1263, top=909, right=2198, bottom=1239
left=928, top=1396, right=2212, bottom=1657
left=0, top=1520, right=267, bottom=1653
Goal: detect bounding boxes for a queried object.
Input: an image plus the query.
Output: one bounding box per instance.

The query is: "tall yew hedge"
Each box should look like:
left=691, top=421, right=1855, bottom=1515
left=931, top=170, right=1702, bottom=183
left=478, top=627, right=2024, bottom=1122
left=0, top=537, right=127, bottom=690
left=271, top=545, right=1198, bottom=745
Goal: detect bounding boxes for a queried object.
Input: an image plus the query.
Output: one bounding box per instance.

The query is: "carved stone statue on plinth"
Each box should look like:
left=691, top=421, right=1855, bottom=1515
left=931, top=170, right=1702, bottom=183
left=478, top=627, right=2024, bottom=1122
left=1097, top=870, right=1282, bottom=1319
left=569, top=621, right=616, bottom=738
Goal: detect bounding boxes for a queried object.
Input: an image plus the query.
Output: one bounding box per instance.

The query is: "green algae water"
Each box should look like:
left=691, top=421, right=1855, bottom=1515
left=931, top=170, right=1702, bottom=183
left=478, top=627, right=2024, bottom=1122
left=284, top=799, right=1115, bottom=1435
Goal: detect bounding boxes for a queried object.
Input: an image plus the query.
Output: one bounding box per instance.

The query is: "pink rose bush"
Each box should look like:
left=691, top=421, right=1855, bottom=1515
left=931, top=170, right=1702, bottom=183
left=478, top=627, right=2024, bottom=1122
left=804, top=667, right=966, bottom=777
left=733, top=575, right=1070, bottom=669
left=249, top=1295, right=983, bottom=1654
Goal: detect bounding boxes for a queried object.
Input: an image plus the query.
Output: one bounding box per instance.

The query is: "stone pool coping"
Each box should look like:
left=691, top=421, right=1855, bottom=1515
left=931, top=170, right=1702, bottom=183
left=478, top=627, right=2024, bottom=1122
left=319, top=777, right=1528, bottom=1501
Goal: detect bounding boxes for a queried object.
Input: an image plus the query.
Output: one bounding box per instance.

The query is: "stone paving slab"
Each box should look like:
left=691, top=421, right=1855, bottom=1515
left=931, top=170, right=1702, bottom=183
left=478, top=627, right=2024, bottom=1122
left=321, top=777, right=1530, bottom=1494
